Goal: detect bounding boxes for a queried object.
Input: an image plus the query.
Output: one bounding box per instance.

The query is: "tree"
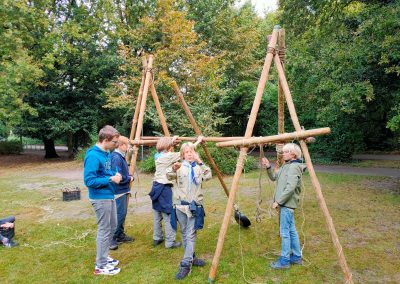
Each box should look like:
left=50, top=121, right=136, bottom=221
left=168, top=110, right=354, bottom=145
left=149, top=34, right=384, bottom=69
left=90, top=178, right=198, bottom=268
left=278, top=0, right=400, bottom=160
left=105, top=0, right=224, bottom=137
left=0, top=1, right=43, bottom=129
left=17, top=0, right=122, bottom=158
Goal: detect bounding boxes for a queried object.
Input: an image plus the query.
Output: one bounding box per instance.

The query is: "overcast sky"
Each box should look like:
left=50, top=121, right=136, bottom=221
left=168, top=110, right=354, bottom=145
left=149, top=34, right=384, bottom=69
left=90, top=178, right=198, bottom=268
left=236, top=0, right=278, bottom=16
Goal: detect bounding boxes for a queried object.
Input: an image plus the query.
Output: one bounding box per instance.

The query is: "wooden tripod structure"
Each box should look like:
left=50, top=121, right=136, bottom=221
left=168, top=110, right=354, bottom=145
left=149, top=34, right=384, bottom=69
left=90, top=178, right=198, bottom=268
left=126, top=25, right=352, bottom=284
left=207, top=26, right=353, bottom=283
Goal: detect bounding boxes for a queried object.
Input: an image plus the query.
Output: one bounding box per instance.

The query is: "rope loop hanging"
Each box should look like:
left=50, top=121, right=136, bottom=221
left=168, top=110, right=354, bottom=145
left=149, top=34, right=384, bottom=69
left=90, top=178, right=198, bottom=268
left=255, top=144, right=271, bottom=223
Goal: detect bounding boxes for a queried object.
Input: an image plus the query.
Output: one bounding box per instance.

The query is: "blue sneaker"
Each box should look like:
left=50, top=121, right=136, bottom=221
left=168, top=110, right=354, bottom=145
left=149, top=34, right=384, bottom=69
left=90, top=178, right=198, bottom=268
left=175, top=264, right=191, bottom=280
left=290, top=254, right=303, bottom=265
left=192, top=258, right=206, bottom=267
left=109, top=239, right=118, bottom=250
left=270, top=257, right=290, bottom=269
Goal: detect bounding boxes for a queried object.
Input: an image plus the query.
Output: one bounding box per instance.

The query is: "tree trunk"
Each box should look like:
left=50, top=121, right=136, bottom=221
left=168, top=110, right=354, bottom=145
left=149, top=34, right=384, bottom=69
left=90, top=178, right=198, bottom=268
left=67, top=133, right=74, bottom=158
left=43, top=138, right=59, bottom=159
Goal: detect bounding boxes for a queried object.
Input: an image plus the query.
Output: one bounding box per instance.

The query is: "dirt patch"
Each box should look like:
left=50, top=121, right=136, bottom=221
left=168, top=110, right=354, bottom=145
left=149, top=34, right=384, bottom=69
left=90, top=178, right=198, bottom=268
left=0, top=150, right=73, bottom=171
left=362, top=177, right=400, bottom=194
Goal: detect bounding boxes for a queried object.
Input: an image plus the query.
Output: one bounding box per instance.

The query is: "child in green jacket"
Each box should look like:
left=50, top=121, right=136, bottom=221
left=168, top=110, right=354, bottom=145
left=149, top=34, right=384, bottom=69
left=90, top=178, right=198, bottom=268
left=261, top=143, right=306, bottom=269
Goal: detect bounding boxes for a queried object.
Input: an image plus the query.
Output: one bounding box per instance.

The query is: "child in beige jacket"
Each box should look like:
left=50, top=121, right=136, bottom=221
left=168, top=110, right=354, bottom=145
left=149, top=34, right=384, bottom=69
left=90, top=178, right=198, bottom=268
left=166, top=142, right=212, bottom=280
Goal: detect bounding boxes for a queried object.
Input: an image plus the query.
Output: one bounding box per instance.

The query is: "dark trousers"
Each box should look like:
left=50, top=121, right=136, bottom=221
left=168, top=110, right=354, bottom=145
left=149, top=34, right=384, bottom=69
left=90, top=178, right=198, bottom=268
left=0, top=216, right=15, bottom=240
left=113, top=194, right=129, bottom=239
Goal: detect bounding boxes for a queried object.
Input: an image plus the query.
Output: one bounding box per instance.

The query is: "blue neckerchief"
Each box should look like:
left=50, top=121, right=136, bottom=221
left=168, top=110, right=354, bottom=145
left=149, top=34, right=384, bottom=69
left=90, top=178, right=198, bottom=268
left=154, top=151, right=166, bottom=161
left=183, top=160, right=198, bottom=185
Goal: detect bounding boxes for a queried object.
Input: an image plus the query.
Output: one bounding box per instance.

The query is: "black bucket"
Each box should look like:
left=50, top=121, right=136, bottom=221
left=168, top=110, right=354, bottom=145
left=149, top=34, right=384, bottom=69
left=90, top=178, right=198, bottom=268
left=62, top=190, right=81, bottom=201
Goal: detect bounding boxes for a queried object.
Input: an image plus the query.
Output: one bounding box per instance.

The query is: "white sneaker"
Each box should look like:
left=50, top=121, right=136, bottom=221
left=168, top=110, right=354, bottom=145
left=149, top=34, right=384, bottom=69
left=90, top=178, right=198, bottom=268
left=94, top=264, right=121, bottom=275
left=107, top=256, right=119, bottom=267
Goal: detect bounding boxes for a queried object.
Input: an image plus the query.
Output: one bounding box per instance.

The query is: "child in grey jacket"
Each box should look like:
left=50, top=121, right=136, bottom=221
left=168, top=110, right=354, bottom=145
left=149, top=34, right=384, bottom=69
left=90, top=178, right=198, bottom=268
left=261, top=143, right=306, bottom=269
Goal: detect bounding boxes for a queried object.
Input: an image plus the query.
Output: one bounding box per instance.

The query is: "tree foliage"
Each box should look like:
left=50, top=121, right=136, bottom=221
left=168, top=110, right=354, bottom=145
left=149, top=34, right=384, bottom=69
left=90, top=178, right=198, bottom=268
left=1, top=0, right=398, bottom=160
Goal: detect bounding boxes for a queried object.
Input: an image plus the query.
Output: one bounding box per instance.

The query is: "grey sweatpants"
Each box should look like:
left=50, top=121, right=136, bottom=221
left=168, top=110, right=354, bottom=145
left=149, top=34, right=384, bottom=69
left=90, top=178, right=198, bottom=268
left=176, top=209, right=196, bottom=266
left=91, top=199, right=117, bottom=267
left=153, top=209, right=176, bottom=248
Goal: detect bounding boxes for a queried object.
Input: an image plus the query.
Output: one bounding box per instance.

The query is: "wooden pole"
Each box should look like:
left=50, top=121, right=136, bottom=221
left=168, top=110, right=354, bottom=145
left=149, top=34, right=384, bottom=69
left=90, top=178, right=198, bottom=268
left=274, top=54, right=354, bottom=283
left=150, top=83, right=170, bottom=136
left=140, top=136, right=244, bottom=142
left=126, top=57, right=147, bottom=163
left=215, top=128, right=331, bottom=148
left=277, top=28, right=286, bottom=167
left=128, top=55, right=154, bottom=177
left=129, top=139, right=158, bottom=146
left=208, top=26, right=280, bottom=283
left=129, top=56, right=148, bottom=142
left=171, top=81, right=231, bottom=199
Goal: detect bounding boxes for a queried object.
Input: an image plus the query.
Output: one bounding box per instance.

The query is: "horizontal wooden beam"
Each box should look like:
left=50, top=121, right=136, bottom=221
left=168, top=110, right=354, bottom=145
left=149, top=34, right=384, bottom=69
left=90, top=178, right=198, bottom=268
left=216, top=127, right=331, bottom=148
left=140, top=136, right=244, bottom=142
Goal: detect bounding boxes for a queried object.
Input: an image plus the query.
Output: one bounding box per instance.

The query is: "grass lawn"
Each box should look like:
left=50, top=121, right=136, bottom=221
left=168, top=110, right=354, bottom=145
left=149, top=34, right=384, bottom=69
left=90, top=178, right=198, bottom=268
left=0, top=157, right=399, bottom=283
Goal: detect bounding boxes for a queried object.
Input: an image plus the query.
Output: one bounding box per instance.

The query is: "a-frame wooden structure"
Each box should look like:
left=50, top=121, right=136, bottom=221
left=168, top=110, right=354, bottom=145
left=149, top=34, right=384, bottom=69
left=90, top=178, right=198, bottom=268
left=127, top=25, right=353, bottom=284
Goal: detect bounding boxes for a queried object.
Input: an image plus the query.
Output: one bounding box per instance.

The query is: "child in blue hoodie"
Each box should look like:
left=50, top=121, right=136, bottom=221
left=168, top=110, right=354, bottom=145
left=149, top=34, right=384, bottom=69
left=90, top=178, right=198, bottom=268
left=84, top=125, right=122, bottom=276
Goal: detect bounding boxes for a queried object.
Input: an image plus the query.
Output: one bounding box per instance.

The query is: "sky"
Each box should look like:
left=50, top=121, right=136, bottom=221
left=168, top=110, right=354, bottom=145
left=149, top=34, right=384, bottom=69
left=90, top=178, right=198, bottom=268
left=236, top=0, right=278, bottom=16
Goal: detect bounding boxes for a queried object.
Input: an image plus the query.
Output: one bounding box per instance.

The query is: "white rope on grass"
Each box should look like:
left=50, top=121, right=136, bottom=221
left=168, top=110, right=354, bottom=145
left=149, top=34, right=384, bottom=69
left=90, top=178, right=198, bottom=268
left=21, top=229, right=95, bottom=250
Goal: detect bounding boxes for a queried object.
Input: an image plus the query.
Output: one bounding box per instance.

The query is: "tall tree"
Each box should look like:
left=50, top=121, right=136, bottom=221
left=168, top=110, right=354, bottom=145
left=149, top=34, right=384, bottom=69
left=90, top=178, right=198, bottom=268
left=106, top=0, right=223, bottom=136
left=278, top=0, right=400, bottom=160
left=0, top=1, right=44, bottom=129
left=18, top=0, right=122, bottom=157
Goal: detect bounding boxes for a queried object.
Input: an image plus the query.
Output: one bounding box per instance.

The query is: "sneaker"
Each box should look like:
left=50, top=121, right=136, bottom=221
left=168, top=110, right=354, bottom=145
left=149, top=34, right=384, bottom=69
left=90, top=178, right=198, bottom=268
left=94, top=264, right=121, bottom=275
left=153, top=239, right=164, bottom=246
left=166, top=241, right=182, bottom=249
left=3, top=240, right=18, bottom=248
left=107, top=256, right=119, bottom=267
left=192, top=258, right=206, bottom=267
left=290, top=255, right=303, bottom=265
left=109, top=239, right=118, bottom=250
left=175, top=264, right=191, bottom=280
left=117, top=234, right=134, bottom=243
left=270, top=257, right=290, bottom=269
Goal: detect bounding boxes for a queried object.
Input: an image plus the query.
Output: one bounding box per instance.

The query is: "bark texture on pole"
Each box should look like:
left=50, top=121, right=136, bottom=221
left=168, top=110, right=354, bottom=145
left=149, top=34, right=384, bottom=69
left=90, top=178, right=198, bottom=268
left=129, top=55, right=154, bottom=177
left=171, top=81, right=231, bottom=198
left=126, top=57, right=147, bottom=164
left=274, top=54, right=353, bottom=284
left=277, top=28, right=286, bottom=167
left=215, top=128, right=331, bottom=148
left=140, top=136, right=243, bottom=142
left=150, top=83, right=170, bottom=136
left=208, top=26, right=280, bottom=282
left=129, top=56, right=148, bottom=142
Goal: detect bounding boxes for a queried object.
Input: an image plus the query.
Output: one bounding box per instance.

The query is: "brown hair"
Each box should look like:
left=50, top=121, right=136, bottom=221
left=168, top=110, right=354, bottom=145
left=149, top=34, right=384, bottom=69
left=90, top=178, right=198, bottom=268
left=156, top=137, right=174, bottom=152
left=98, top=125, right=120, bottom=142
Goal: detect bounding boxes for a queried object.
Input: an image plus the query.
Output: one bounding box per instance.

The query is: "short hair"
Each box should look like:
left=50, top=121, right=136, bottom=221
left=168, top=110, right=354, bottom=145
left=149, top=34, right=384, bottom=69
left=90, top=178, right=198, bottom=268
left=180, top=142, right=195, bottom=159
left=118, top=135, right=129, bottom=146
left=283, top=143, right=302, bottom=159
left=98, top=125, right=120, bottom=142
left=156, top=137, right=174, bottom=152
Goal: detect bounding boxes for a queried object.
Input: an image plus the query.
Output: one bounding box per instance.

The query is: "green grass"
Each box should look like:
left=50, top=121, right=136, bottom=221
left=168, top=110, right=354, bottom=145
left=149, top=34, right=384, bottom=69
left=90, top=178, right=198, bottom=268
left=0, top=160, right=399, bottom=283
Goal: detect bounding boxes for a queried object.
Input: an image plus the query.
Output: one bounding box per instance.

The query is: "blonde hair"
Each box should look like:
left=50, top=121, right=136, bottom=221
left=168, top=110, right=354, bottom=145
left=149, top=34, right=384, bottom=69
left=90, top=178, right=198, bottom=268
left=283, top=143, right=302, bottom=159
left=156, top=137, right=174, bottom=152
left=118, top=136, right=129, bottom=146
left=180, top=142, right=195, bottom=159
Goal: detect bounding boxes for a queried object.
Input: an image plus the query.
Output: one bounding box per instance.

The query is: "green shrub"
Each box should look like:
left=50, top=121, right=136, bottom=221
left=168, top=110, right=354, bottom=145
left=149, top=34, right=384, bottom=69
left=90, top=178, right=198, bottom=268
left=137, top=149, right=156, bottom=173
left=197, top=146, right=256, bottom=175
left=74, top=147, right=89, bottom=162
left=137, top=145, right=257, bottom=175
left=0, top=140, right=23, bottom=154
